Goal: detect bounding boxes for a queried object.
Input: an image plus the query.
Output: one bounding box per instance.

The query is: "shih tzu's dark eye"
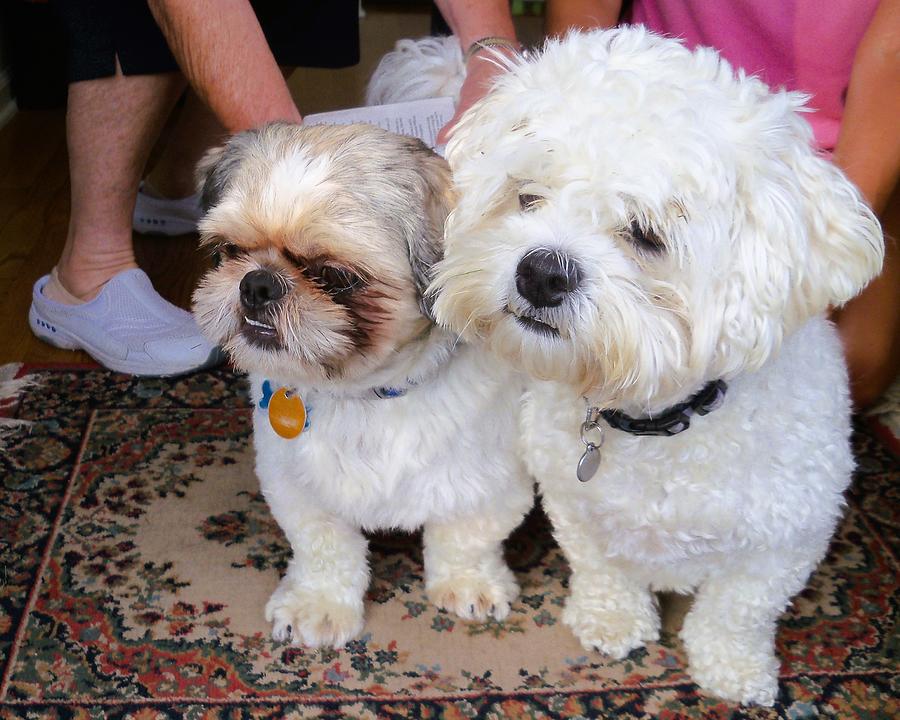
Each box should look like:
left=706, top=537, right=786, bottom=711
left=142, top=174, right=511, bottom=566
left=318, top=265, right=364, bottom=296
left=627, top=220, right=664, bottom=253
left=518, top=193, right=544, bottom=211
left=212, top=241, right=243, bottom=266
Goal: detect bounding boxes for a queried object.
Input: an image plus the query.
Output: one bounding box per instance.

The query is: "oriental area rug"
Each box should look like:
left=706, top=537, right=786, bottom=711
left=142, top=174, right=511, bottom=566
left=0, top=366, right=897, bottom=719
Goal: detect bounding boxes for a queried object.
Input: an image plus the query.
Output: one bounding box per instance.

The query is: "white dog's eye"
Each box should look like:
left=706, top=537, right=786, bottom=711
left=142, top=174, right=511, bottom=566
left=518, top=193, right=544, bottom=212
left=628, top=220, right=664, bottom=254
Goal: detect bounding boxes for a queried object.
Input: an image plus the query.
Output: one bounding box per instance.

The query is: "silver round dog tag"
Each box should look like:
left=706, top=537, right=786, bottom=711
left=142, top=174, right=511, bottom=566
left=577, top=445, right=602, bottom=482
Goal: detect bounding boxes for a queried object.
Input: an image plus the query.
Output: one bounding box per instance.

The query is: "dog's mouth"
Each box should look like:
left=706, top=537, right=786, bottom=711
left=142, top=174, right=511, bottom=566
left=241, top=314, right=282, bottom=349
left=503, top=308, right=560, bottom=338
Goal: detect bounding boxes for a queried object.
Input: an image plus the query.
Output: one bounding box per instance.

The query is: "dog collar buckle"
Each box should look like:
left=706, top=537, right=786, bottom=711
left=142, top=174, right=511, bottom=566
left=577, top=405, right=604, bottom=482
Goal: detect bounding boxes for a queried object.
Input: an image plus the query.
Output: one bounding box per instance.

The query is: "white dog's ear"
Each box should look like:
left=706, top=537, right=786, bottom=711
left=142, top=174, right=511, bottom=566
left=718, top=101, right=883, bottom=372
left=781, top=144, right=884, bottom=314
left=409, top=144, right=455, bottom=319
left=732, top=105, right=883, bottom=335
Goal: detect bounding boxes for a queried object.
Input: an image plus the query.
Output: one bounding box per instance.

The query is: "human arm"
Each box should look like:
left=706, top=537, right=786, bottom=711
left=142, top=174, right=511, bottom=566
left=147, top=0, right=301, bottom=132
left=831, top=0, right=900, bottom=408
left=433, top=0, right=520, bottom=144
left=833, top=0, right=900, bottom=215
left=544, top=0, right=624, bottom=37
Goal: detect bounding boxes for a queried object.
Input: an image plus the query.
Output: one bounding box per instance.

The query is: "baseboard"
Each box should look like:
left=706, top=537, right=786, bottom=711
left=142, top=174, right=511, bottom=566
left=0, top=69, right=18, bottom=130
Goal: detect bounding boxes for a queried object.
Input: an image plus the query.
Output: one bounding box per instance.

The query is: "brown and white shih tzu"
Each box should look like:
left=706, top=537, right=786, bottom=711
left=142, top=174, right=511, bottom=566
left=192, top=122, right=532, bottom=647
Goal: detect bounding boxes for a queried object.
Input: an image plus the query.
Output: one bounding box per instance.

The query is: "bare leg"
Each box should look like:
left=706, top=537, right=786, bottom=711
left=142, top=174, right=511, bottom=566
left=145, top=67, right=297, bottom=201
left=145, top=90, right=225, bottom=199
left=543, top=0, right=621, bottom=37
left=54, top=67, right=185, bottom=301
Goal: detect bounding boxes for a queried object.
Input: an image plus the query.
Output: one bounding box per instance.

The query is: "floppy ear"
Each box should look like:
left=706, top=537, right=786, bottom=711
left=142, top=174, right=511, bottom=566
left=784, top=146, right=884, bottom=313
left=409, top=144, right=455, bottom=319
left=717, top=95, right=883, bottom=372
left=195, top=143, right=233, bottom=213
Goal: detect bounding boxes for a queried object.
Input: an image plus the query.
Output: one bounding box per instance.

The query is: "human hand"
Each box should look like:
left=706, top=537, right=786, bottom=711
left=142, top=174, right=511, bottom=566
left=437, top=51, right=513, bottom=146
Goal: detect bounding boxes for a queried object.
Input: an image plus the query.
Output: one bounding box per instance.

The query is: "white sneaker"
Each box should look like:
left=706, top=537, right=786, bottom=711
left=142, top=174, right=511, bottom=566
left=133, top=183, right=202, bottom=236
left=29, top=269, right=224, bottom=376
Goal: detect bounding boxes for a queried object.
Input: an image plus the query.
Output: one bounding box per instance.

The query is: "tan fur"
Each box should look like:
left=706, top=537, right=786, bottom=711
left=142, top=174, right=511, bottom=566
left=192, top=123, right=450, bottom=385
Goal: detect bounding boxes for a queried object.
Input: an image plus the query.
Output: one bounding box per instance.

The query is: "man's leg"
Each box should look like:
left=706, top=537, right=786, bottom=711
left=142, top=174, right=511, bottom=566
left=52, top=67, right=185, bottom=301
left=143, top=67, right=297, bottom=204
left=144, top=89, right=224, bottom=200
left=31, top=66, right=221, bottom=376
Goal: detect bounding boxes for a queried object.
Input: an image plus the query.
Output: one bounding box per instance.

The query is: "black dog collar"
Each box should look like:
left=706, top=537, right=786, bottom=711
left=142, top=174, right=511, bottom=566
left=600, top=379, right=728, bottom=437
left=576, top=379, right=729, bottom=482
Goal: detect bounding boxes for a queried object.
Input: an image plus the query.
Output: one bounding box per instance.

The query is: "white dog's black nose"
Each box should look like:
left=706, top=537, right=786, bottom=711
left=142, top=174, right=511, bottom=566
left=240, top=269, right=286, bottom=310
left=516, top=249, right=581, bottom=308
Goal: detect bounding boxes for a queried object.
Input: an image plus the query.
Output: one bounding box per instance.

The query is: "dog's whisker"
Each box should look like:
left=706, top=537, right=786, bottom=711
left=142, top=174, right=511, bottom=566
left=449, top=313, right=478, bottom=351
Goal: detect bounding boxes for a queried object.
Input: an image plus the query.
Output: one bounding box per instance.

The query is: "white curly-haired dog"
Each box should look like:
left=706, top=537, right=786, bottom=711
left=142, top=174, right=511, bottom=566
left=425, top=28, right=884, bottom=705
left=192, top=122, right=533, bottom=647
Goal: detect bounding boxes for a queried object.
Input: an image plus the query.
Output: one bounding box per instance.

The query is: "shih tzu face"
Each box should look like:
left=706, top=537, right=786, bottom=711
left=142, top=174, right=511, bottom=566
left=192, top=122, right=452, bottom=384
left=432, top=28, right=882, bottom=412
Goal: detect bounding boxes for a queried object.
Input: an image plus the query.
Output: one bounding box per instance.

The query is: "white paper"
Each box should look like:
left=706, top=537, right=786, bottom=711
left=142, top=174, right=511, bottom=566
left=304, top=97, right=456, bottom=152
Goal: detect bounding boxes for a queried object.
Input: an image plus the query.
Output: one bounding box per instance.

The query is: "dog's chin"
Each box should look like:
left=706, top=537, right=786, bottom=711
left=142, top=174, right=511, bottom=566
left=220, top=315, right=324, bottom=381
left=227, top=336, right=302, bottom=377
left=223, top=314, right=400, bottom=385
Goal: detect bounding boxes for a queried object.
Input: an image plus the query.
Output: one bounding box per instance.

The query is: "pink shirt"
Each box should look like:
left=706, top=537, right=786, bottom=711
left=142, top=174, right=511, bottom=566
left=628, top=0, right=879, bottom=150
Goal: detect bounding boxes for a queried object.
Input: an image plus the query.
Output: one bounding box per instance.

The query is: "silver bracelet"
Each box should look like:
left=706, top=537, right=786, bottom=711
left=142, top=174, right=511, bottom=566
left=464, top=36, right=522, bottom=63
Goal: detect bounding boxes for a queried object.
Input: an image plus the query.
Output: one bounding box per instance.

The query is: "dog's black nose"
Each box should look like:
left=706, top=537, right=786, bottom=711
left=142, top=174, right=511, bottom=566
left=240, top=269, right=286, bottom=310
left=515, top=249, right=581, bottom=308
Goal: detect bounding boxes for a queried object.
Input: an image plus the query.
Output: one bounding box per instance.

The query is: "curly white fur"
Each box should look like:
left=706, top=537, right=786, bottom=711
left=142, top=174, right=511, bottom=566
left=367, top=36, right=465, bottom=106
left=429, top=27, right=884, bottom=705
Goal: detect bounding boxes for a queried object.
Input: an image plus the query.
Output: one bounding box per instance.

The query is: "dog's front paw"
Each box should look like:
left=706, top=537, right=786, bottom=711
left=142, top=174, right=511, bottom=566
left=427, top=568, right=519, bottom=622
left=687, top=654, right=778, bottom=707
left=265, top=578, right=364, bottom=648
left=682, top=622, right=779, bottom=706
left=562, top=589, right=660, bottom=659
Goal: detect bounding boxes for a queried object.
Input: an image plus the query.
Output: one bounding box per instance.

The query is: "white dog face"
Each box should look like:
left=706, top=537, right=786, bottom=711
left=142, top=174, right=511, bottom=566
left=192, top=122, right=452, bottom=384
left=432, top=28, right=883, bottom=412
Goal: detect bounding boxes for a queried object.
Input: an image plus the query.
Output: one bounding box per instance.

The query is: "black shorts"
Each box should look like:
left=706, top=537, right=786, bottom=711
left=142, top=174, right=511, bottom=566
left=52, top=0, right=360, bottom=82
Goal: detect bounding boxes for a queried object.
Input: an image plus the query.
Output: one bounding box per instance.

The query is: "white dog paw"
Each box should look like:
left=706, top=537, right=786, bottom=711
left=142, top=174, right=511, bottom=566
left=265, top=580, right=364, bottom=648
left=687, top=651, right=779, bottom=706
left=427, top=571, right=519, bottom=622
left=681, top=613, right=781, bottom=705
left=562, top=594, right=660, bottom=659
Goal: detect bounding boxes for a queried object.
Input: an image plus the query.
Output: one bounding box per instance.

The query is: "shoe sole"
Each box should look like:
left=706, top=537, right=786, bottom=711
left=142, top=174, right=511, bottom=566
left=29, top=302, right=224, bottom=377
